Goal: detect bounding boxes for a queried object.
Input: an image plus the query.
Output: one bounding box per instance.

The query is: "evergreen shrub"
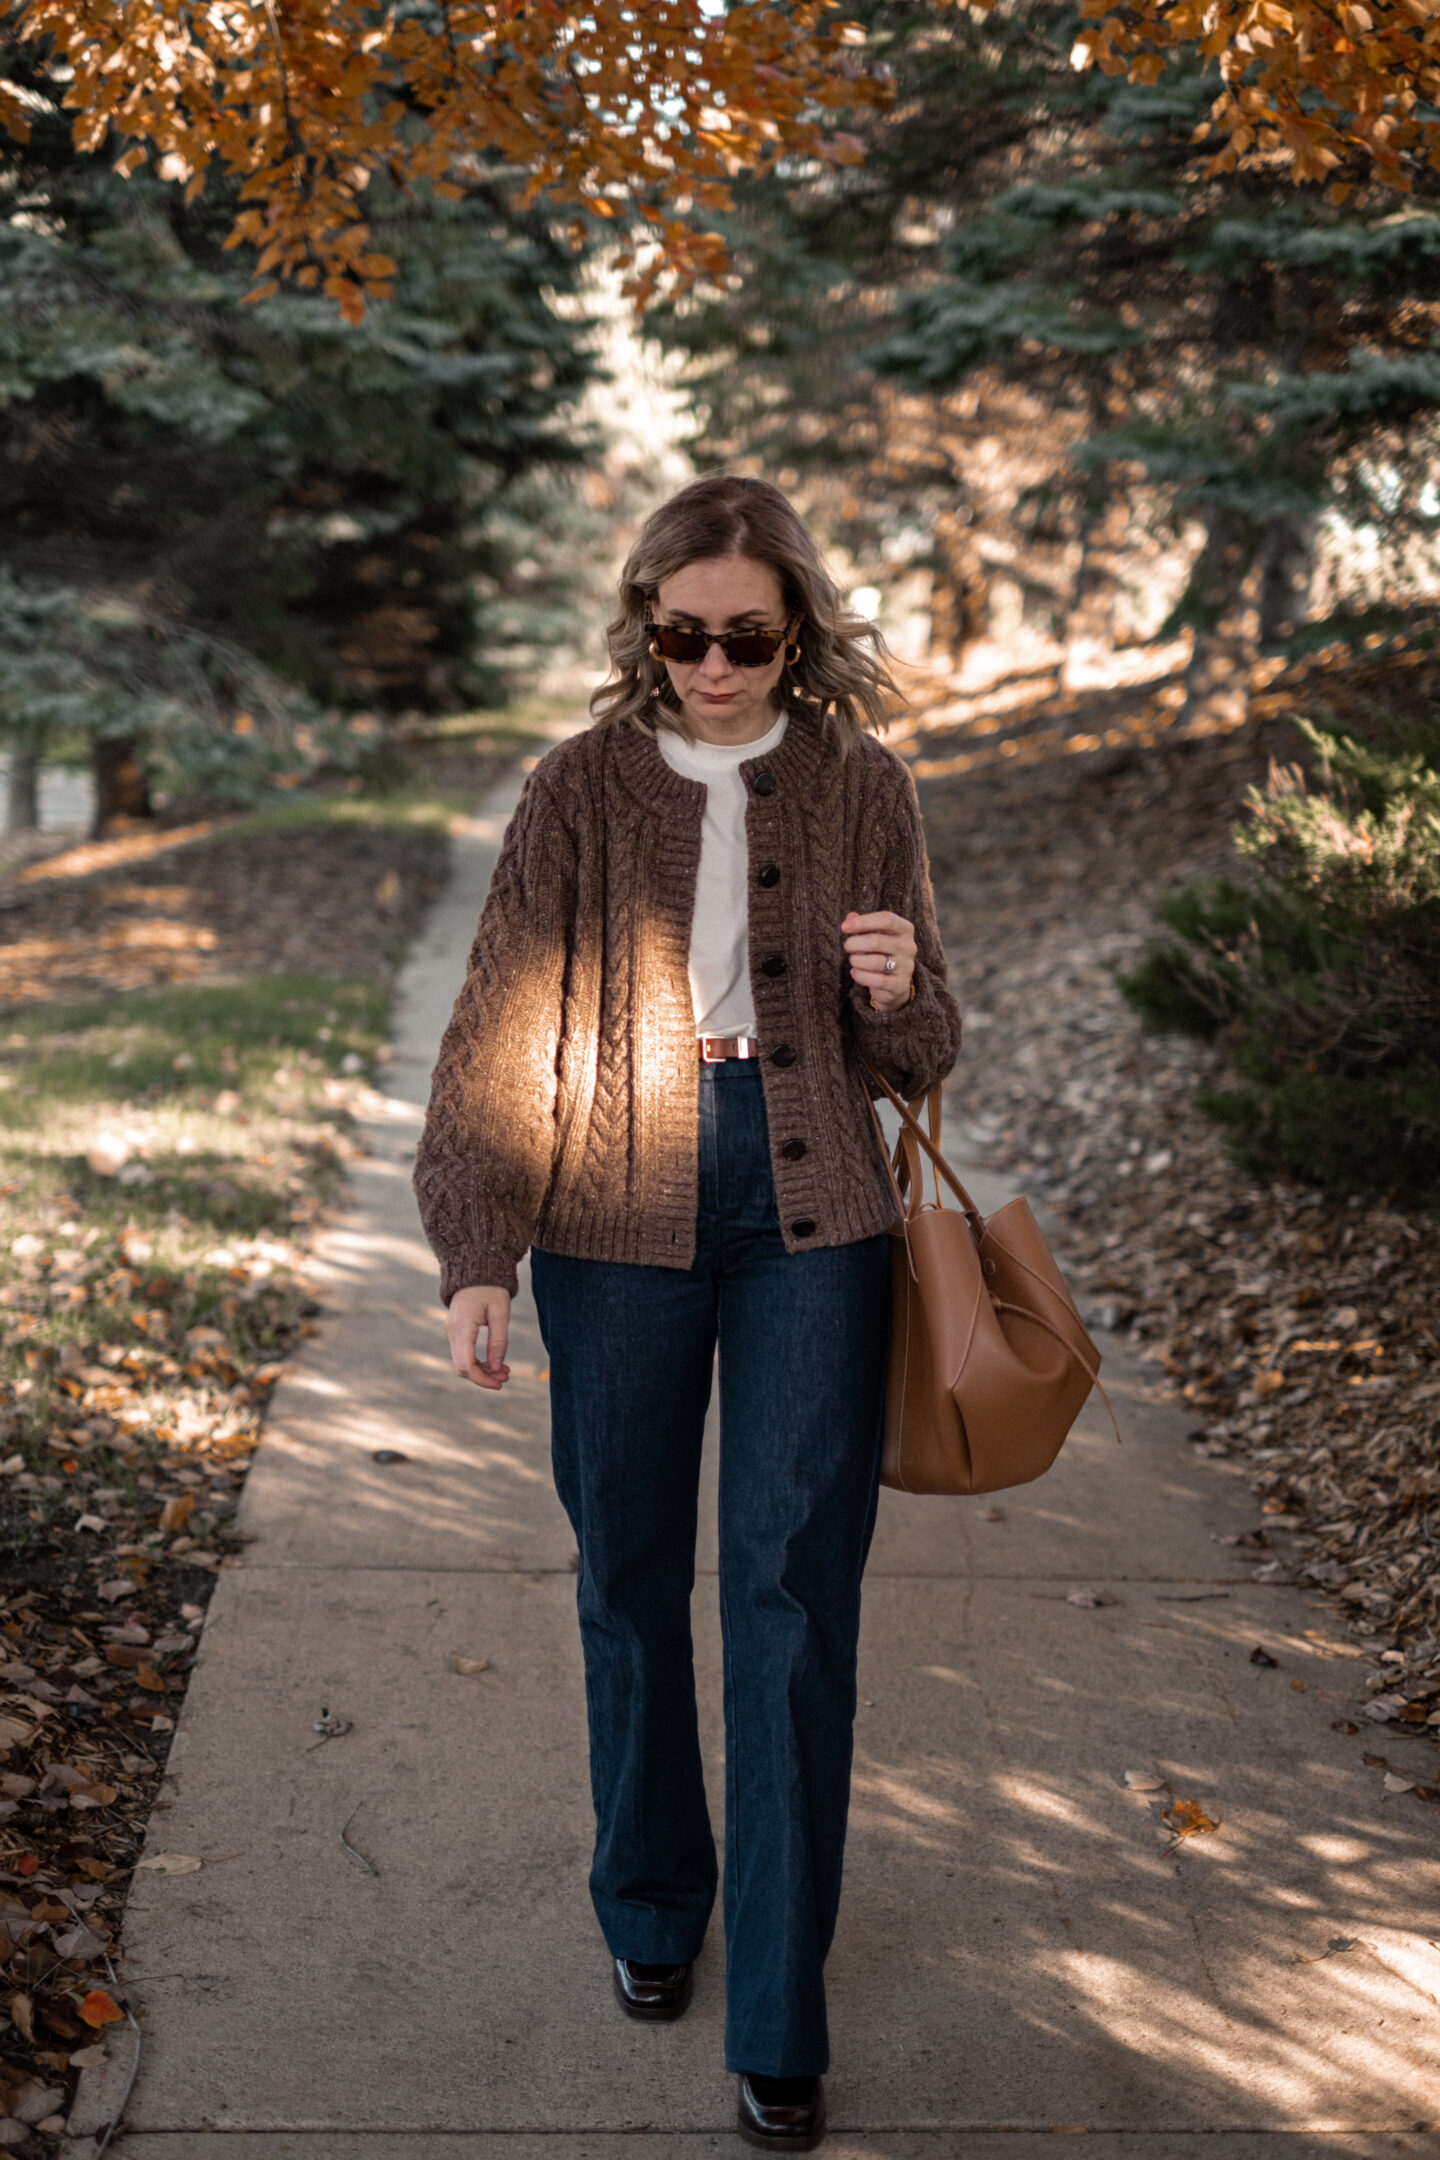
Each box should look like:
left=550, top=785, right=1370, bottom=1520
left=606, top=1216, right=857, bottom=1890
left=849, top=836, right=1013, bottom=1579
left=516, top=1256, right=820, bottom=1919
left=1121, top=712, right=1440, bottom=1200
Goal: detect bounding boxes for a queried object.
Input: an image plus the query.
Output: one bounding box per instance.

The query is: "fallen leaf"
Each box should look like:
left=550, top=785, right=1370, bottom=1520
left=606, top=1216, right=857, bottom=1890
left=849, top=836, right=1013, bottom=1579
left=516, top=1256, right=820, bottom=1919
left=1289, top=1935, right=1362, bottom=1966
left=1332, top=1719, right=1361, bottom=1733
left=1161, top=1797, right=1220, bottom=1846
left=978, top=1505, right=1005, bottom=1521
left=1123, top=1770, right=1167, bottom=1791
left=1066, top=1589, right=1119, bottom=1607
left=133, top=1852, right=203, bottom=1875
left=450, top=1655, right=491, bottom=1675
left=1289, top=1679, right=1309, bottom=1693
left=104, top=1643, right=149, bottom=1669
left=1253, top=1368, right=1285, bottom=1397
left=78, top=1990, right=125, bottom=2028
left=4, top=1994, right=33, bottom=2043
left=86, top=1132, right=131, bottom=1176
left=159, top=1491, right=195, bottom=1536
left=11, top=2079, right=65, bottom=2126
left=68, top=2043, right=108, bottom=2069
left=52, top=1921, right=108, bottom=1959
left=1249, top=1645, right=1278, bottom=1667
left=1383, top=1771, right=1417, bottom=1794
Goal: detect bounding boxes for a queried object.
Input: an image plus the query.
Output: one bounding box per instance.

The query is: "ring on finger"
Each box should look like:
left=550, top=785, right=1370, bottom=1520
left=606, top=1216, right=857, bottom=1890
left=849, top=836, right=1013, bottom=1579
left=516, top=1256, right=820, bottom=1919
left=884, top=955, right=897, bottom=974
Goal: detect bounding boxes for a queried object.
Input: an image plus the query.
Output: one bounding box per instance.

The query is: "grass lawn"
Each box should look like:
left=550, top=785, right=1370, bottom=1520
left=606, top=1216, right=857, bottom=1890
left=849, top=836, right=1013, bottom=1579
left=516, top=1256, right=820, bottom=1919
left=0, top=724, right=545, bottom=2143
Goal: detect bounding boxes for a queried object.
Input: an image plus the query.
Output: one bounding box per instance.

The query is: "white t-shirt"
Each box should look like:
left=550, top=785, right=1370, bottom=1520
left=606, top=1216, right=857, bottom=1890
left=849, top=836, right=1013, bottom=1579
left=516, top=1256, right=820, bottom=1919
left=657, top=708, right=789, bottom=1037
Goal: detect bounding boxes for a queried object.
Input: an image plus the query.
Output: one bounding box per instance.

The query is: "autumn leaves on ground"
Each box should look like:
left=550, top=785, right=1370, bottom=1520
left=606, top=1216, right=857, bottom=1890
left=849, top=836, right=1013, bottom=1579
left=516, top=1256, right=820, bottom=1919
left=3, top=660, right=1439, bottom=2140
left=921, top=674, right=1440, bottom=1759
left=0, top=729, right=526, bottom=2140
left=3, top=0, right=1440, bottom=2139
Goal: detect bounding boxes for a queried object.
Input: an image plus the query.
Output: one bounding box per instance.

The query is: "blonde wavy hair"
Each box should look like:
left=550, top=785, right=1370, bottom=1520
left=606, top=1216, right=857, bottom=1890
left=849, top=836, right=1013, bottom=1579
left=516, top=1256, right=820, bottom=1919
left=589, top=474, right=901, bottom=749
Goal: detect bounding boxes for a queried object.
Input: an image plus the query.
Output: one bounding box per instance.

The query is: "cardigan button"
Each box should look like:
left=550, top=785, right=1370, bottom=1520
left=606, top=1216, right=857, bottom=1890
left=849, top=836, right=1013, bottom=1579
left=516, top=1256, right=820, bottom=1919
left=770, top=1044, right=796, bottom=1068
left=752, top=770, right=776, bottom=796
left=780, top=1138, right=806, bottom=1162
left=756, top=863, right=780, bottom=888
left=791, top=1219, right=817, bottom=1238
left=760, top=953, right=786, bottom=978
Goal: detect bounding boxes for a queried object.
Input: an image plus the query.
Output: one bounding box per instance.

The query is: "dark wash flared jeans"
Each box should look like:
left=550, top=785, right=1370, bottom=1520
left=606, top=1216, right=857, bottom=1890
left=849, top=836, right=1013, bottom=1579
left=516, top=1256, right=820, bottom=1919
left=530, top=1056, right=890, bottom=2076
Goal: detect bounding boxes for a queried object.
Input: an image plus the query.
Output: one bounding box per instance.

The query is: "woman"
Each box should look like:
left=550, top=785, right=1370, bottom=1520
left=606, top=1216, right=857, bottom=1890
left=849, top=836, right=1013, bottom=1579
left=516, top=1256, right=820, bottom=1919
left=413, top=475, right=961, bottom=2152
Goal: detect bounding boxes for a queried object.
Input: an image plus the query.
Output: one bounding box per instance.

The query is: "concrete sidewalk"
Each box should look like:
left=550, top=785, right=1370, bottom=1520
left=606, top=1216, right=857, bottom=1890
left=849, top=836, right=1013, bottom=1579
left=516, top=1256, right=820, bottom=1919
left=65, top=775, right=1440, bottom=2160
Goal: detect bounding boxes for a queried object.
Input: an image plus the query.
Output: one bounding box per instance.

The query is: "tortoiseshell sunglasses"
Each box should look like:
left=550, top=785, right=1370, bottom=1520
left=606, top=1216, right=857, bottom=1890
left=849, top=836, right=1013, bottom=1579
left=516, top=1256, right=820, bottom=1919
left=646, top=614, right=800, bottom=669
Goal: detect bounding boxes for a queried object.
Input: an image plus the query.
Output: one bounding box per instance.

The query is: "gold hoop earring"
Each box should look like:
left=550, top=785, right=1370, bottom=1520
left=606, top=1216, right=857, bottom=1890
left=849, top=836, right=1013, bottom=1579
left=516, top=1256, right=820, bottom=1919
left=649, top=638, right=663, bottom=660
left=785, top=642, right=801, bottom=666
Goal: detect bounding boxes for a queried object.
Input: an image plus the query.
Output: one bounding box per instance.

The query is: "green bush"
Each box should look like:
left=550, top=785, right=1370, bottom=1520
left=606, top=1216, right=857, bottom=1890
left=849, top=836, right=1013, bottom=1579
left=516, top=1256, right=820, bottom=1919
left=1121, top=711, right=1440, bottom=1200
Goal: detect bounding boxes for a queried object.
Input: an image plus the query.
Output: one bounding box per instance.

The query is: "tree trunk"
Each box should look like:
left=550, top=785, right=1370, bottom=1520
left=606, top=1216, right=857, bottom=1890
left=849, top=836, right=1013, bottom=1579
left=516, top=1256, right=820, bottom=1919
left=1179, top=506, right=1259, bottom=736
left=92, top=737, right=153, bottom=836
left=6, top=737, right=41, bottom=832
left=1257, top=513, right=1314, bottom=646
left=929, top=508, right=989, bottom=663
left=1062, top=493, right=1130, bottom=691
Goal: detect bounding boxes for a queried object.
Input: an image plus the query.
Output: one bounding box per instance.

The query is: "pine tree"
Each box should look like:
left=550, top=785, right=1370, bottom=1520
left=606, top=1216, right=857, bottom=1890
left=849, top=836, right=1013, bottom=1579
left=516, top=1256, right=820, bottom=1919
left=655, top=6, right=1440, bottom=718
left=0, top=34, right=600, bottom=827
left=1121, top=703, right=1440, bottom=1197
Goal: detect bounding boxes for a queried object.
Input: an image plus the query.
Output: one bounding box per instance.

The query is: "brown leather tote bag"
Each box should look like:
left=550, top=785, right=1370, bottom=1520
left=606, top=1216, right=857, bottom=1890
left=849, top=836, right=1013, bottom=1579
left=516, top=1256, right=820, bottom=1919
left=865, top=1067, right=1117, bottom=1495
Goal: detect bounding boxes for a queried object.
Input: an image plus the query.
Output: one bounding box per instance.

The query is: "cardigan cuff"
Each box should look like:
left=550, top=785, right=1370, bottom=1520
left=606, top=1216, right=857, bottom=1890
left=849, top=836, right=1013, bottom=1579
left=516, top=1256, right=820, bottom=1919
left=438, top=1245, right=521, bottom=1306
left=848, top=973, right=959, bottom=1097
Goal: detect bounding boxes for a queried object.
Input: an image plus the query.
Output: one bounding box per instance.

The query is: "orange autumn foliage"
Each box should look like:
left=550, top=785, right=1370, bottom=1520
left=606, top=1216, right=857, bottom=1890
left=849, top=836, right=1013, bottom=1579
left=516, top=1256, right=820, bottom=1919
left=0, top=1, right=889, bottom=319
left=963, top=0, right=1440, bottom=202
left=78, top=1989, right=126, bottom=2028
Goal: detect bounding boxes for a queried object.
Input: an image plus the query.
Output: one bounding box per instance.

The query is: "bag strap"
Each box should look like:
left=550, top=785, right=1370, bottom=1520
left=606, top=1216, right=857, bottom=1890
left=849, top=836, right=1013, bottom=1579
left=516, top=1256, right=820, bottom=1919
left=865, top=1088, right=920, bottom=1279
left=863, top=1064, right=1122, bottom=1448
left=863, top=1064, right=987, bottom=1242
left=990, top=1297, right=1123, bottom=1446
left=892, top=1085, right=945, bottom=1211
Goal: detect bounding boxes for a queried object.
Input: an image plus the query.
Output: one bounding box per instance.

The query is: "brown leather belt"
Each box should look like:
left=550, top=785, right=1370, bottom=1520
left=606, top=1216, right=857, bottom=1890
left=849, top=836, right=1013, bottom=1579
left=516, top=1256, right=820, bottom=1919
left=698, top=1035, right=759, bottom=1063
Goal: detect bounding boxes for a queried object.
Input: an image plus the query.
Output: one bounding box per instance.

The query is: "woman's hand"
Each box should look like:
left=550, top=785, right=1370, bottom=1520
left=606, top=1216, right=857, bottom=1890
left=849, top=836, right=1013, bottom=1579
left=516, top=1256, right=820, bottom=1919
left=841, top=909, right=917, bottom=1012
left=446, top=1284, right=512, bottom=1390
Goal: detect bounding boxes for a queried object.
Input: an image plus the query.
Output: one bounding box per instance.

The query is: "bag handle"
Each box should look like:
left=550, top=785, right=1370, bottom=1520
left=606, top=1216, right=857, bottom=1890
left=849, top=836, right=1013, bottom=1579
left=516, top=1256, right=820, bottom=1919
left=865, top=1088, right=920, bottom=1279
left=863, top=1065, right=987, bottom=1243
left=892, top=1085, right=945, bottom=1212
left=862, top=1064, right=1122, bottom=1447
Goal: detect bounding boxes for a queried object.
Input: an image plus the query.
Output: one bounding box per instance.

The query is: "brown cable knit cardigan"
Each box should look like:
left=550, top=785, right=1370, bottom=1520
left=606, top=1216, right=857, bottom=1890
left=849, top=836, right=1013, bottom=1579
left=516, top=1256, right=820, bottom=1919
left=412, top=707, right=962, bottom=1303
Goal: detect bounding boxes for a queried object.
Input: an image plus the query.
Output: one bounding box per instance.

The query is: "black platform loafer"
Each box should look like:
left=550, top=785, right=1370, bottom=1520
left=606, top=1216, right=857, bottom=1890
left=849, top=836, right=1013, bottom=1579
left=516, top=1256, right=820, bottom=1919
left=736, top=2072, right=826, bottom=2152
left=612, top=1957, right=693, bottom=2021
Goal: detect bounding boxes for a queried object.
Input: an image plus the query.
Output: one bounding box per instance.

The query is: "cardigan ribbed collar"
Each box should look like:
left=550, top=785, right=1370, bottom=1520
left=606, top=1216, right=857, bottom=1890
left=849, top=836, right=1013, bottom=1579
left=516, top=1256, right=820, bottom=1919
left=606, top=702, right=835, bottom=814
